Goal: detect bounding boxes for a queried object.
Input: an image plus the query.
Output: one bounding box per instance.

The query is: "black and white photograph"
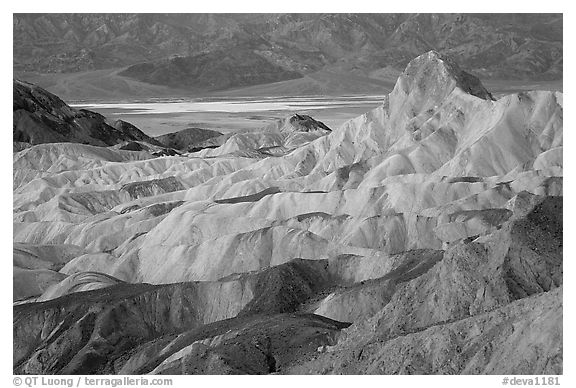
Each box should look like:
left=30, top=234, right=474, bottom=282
left=9, top=5, right=568, bottom=383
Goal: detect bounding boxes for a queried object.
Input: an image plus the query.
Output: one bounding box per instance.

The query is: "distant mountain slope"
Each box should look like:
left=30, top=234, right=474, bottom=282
left=119, top=48, right=303, bottom=91
left=214, top=69, right=397, bottom=97
left=13, top=79, right=158, bottom=147
left=14, top=13, right=562, bottom=88
left=16, top=69, right=193, bottom=101
left=154, top=127, right=223, bottom=151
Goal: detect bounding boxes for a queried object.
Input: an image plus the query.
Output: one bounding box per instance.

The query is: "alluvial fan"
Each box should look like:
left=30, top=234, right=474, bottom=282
left=13, top=51, right=562, bottom=375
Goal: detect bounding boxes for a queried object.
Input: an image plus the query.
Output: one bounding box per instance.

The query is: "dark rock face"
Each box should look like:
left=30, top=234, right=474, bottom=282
left=238, top=259, right=332, bottom=316
left=13, top=283, right=204, bottom=374
left=13, top=260, right=350, bottom=375
left=153, top=314, right=350, bottom=375
left=154, top=127, right=223, bottom=151
left=214, top=187, right=281, bottom=205
left=13, top=141, right=31, bottom=152
left=283, top=114, right=332, bottom=134
left=120, top=176, right=185, bottom=200
left=118, top=141, right=147, bottom=151
left=13, top=80, right=155, bottom=147
left=112, top=120, right=163, bottom=146
left=119, top=49, right=303, bottom=91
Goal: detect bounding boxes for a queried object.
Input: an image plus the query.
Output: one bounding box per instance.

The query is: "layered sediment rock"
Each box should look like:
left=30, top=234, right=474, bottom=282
left=13, top=51, right=562, bottom=375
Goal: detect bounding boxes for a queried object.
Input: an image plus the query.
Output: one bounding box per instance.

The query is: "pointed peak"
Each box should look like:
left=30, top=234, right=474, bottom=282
left=398, top=50, right=495, bottom=101
left=268, top=114, right=332, bottom=134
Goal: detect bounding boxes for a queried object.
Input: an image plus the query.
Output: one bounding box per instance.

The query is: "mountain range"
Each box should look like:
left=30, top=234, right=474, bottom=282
left=14, top=13, right=562, bottom=99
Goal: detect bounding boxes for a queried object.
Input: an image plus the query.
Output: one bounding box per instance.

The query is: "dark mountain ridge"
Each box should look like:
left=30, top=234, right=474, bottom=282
left=119, top=48, right=303, bottom=90
left=13, top=79, right=159, bottom=147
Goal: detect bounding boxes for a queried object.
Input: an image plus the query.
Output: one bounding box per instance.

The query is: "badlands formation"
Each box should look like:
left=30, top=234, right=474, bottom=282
left=13, top=51, right=562, bottom=375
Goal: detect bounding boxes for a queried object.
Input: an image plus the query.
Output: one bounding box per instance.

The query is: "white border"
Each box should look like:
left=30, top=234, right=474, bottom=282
left=2, top=4, right=572, bottom=387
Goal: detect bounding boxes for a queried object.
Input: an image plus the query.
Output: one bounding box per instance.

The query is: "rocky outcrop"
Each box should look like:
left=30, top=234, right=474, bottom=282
left=13, top=259, right=351, bottom=374
left=111, top=120, right=163, bottom=146
left=13, top=79, right=156, bottom=147
left=154, top=127, right=223, bottom=151
left=269, top=114, right=332, bottom=134
left=191, top=114, right=333, bottom=158
left=14, top=283, right=205, bottom=374
left=120, top=176, right=185, bottom=200
left=286, top=196, right=562, bottom=374
left=289, top=287, right=562, bottom=375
